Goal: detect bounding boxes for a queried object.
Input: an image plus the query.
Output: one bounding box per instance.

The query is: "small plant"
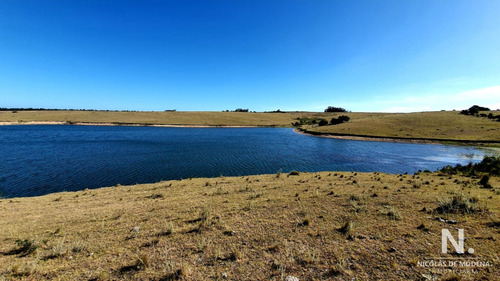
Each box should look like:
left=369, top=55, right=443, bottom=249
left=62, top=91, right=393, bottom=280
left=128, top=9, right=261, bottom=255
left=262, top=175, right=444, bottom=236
left=163, top=267, right=188, bottom=280
left=162, top=222, right=174, bottom=236
left=349, top=195, right=361, bottom=201
left=276, top=169, right=282, bottom=178
left=136, top=254, right=150, bottom=269
left=44, top=240, right=68, bottom=260
left=14, top=239, right=38, bottom=257
left=338, top=219, right=353, bottom=235
left=387, top=207, right=401, bottom=221
left=243, top=201, right=253, bottom=211
left=248, top=192, right=263, bottom=200
left=296, top=218, right=310, bottom=227
left=71, top=240, right=88, bottom=253
left=148, top=193, right=164, bottom=199
left=350, top=200, right=365, bottom=213
left=200, top=207, right=211, bottom=224
left=479, top=175, right=492, bottom=188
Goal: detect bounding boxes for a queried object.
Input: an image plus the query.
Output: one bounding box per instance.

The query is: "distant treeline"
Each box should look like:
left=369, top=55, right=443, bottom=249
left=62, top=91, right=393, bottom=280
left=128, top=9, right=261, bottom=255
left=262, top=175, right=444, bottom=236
left=460, top=105, right=500, bottom=121
left=0, top=108, right=142, bottom=112
left=324, top=106, right=348, bottom=113
left=222, top=108, right=251, bottom=112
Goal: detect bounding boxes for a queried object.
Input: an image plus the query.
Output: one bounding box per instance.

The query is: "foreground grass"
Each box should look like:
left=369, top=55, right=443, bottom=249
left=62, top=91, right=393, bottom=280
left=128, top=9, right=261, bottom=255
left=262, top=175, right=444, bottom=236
left=1, top=172, right=499, bottom=280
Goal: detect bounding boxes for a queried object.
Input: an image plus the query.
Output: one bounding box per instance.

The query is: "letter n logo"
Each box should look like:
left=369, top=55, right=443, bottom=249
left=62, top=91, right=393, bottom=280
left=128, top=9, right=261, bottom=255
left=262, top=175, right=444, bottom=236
left=442, top=229, right=464, bottom=254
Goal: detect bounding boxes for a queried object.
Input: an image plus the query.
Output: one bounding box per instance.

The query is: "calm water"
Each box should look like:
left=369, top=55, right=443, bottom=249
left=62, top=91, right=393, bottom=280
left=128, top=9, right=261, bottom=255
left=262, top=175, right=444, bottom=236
left=0, top=125, right=492, bottom=198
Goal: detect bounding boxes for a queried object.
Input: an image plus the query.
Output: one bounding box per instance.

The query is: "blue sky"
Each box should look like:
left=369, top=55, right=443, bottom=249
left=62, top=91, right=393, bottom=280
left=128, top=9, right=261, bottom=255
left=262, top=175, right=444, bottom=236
left=1, top=0, right=499, bottom=112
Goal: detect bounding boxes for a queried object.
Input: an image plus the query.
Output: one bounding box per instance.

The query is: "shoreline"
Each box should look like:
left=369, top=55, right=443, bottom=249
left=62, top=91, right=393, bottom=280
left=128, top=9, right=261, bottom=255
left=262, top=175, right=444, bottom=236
left=0, top=121, right=265, bottom=128
left=295, top=128, right=500, bottom=147
left=1, top=121, right=498, bottom=147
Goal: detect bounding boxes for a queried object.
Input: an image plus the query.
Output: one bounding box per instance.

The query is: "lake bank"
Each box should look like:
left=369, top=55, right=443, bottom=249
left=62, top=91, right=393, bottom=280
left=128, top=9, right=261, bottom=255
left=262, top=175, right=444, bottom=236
left=295, top=127, right=500, bottom=147
left=1, top=171, right=498, bottom=280
left=0, top=121, right=263, bottom=128
left=1, top=110, right=499, bottom=145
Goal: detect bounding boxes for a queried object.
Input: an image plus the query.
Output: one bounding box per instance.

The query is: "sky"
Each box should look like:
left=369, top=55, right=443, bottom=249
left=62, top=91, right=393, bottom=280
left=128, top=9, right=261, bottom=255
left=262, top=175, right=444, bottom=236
left=1, top=0, right=500, bottom=112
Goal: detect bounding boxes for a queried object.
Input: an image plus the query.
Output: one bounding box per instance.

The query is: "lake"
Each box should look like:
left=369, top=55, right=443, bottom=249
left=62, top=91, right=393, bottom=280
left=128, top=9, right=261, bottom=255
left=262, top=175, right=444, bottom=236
left=0, top=125, right=492, bottom=198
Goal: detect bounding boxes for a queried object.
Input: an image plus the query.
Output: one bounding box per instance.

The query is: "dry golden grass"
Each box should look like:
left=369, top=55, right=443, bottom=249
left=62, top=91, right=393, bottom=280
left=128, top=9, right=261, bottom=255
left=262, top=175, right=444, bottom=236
left=1, top=172, right=499, bottom=280
left=0, top=111, right=318, bottom=127
left=304, top=111, right=500, bottom=142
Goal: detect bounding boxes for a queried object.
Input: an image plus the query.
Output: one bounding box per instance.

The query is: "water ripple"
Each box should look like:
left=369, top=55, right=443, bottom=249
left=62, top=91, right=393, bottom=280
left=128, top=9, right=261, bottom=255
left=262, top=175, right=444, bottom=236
left=0, top=125, right=491, bottom=198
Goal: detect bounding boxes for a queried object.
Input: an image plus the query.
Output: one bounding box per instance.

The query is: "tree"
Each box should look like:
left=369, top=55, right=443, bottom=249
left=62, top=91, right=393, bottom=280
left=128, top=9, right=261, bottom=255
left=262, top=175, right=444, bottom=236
left=318, top=119, right=328, bottom=126
left=460, top=105, right=490, bottom=115
left=324, top=106, right=347, bottom=113
left=330, top=115, right=350, bottom=125
left=234, top=108, right=249, bottom=112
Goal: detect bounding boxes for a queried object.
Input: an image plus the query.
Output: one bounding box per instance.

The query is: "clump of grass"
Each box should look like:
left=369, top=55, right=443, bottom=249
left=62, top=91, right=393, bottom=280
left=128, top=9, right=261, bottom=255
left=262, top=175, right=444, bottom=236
left=242, top=201, right=253, bottom=211
left=338, top=218, right=353, bottom=235
left=413, top=181, right=422, bottom=189
left=349, top=195, right=361, bottom=201
left=161, top=222, right=174, bottom=236
left=148, top=193, right=164, bottom=199
left=44, top=240, right=68, bottom=260
left=212, top=187, right=226, bottom=196
left=479, top=175, right=492, bottom=189
left=248, top=192, right=263, bottom=200
left=9, top=261, right=38, bottom=277
left=71, top=240, right=88, bottom=253
left=163, top=265, right=190, bottom=280
left=296, top=218, right=310, bottom=227
left=276, top=169, right=282, bottom=178
left=350, top=200, right=365, bottom=213
left=295, top=248, right=320, bottom=265
left=386, top=207, right=401, bottom=221
left=12, top=239, right=38, bottom=257
left=136, top=254, right=150, bottom=269
left=200, top=207, right=211, bottom=224
left=120, top=254, right=150, bottom=274
left=436, top=193, right=485, bottom=214
left=288, top=171, right=300, bottom=176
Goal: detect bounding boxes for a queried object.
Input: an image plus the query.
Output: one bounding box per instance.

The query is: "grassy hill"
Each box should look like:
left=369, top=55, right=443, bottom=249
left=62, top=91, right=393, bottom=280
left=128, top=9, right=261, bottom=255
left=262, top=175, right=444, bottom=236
left=0, top=110, right=311, bottom=127
left=1, top=110, right=499, bottom=144
left=300, top=111, right=500, bottom=143
left=0, top=171, right=499, bottom=280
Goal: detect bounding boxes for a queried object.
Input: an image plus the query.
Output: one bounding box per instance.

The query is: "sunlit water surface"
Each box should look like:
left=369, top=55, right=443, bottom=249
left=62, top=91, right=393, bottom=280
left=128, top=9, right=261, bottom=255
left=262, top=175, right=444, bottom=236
left=0, top=125, right=492, bottom=198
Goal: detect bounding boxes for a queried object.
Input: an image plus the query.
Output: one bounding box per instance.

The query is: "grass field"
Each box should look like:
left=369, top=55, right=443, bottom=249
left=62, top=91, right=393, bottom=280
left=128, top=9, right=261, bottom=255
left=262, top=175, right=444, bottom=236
left=0, top=110, right=315, bottom=127
left=1, top=110, right=499, bottom=144
left=302, top=111, right=500, bottom=143
left=0, top=171, right=499, bottom=280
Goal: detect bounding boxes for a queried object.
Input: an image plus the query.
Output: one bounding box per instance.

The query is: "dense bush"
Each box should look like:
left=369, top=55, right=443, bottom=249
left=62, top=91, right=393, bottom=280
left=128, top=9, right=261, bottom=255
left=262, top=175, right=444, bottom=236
left=438, top=156, right=500, bottom=176
left=324, top=106, right=347, bottom=113
left=460, top=105, right=490, bottom=115
left=318, top=119, right=329, bottom=126
left=435, top=193, right=484, bottom=214
left=330, top=115, right=350, bottom=125
left=234, top=108, right=249, bottom=112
